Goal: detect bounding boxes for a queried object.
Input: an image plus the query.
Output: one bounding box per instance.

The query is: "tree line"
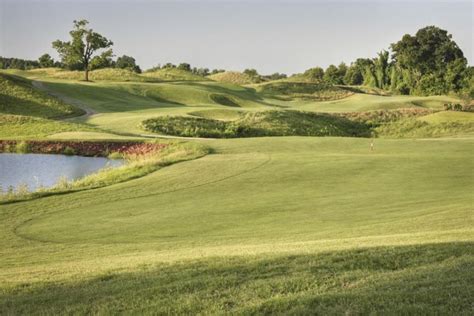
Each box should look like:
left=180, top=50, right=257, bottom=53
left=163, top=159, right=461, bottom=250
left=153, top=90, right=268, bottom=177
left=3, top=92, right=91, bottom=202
left=301, top=26, right=472, bottom=96
left=0, top=20, right=471, bottom=97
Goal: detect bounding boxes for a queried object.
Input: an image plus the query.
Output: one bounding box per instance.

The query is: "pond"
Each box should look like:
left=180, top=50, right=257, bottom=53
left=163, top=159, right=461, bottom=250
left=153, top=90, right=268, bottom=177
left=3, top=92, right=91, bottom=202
left=0, top=153, right=124, bottom=192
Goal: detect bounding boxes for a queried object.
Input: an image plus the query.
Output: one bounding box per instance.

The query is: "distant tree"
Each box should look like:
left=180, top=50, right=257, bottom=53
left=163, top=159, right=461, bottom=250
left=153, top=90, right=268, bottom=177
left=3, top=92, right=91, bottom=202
left=374, top=50, right=390, bottom=89
left=162, top=63, right=176, bottom=69
left=211, top=69, right=225, bottom=75
left=243, top=68, right=259, bottom=77
left=90, top=49, right=114, bottom=70
left=193, top=68, right=210, bottom=76
left=323, top=65, right=342, bottom=84
left=0, top=57, right=39, bottom=70
left=177, top=63, right=191, bottom=72
left=38, top=54, right=55, bottom=68
left=337, top=63, right=348, bottom=82
left=52, top=19, right=113, bottom=81
left=344, top=58, right=372, bottom=85
left=116, top=55, right=141, bottom=73
left=267, top=72, right=287, bottom=80
left=303, top=67, right=324, bottom=81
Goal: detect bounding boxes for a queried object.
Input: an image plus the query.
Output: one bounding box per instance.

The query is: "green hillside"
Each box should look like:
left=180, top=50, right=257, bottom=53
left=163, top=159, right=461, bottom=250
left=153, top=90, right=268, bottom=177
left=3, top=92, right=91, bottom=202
left=142, top=68, right=207, bottom=81
left=0, top=73, right=84, bottom=118
left=208, top=71, right=256, bottom=84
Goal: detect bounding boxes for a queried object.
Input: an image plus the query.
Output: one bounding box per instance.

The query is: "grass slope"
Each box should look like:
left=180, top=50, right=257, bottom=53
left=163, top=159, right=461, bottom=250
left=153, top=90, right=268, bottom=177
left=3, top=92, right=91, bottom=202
left=1, top=137, right=473, bottom=313
left=0, top=73, right=84, bottom=118
left=208, top=71, right=256, bottom=84
left=0, top=115, right=94, bottom=139
left=142, top=68, right=207, bottom=81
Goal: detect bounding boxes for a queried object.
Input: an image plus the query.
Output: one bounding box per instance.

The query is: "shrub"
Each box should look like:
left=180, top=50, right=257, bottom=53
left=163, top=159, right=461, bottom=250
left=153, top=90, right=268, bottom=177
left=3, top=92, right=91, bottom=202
left=15, top=141, right=30, bottom=153
left=63, top=146, right=76, bottom=156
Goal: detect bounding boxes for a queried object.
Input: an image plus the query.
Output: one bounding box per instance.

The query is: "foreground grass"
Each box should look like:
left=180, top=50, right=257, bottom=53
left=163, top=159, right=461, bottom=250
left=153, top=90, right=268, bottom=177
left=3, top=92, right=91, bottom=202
left=0, top=137, right=472, bottom=313
left=2, top=242, right=472, bottom=314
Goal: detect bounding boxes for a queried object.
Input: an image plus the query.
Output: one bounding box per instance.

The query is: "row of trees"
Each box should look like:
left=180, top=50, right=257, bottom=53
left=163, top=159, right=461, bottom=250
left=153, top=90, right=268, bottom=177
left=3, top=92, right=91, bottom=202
left=302, top=26, right=471, bottom=96
left=1, top=21, right=471, bottom=97
left=145, top=63, right=225, bottom=77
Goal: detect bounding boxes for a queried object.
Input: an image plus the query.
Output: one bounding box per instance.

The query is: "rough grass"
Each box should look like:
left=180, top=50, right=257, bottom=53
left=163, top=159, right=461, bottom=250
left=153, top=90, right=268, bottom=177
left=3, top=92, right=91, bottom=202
left=255, top=81, right=353, bottom=101
left=141, top=110, right=371, bottom=138
left=418, top=110, right=474, bottom=123
left=0, top=73, right=84, bottom=118
left=50, top=68, right=152, bottom=82
left=0, top=137, right=473, bottom=313
left=142, top=68, right=207, bottom=81
left=375, top=118, right=474, bottom=138
left=208, top=71, right=256, bottom=84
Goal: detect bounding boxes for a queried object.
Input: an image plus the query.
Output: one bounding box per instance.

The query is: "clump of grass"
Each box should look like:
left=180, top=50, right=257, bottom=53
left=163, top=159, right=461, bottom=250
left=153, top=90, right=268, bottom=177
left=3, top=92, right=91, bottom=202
left=108, top=152, right=123, bottom=159
left=15, top=141, right=30, bottom=153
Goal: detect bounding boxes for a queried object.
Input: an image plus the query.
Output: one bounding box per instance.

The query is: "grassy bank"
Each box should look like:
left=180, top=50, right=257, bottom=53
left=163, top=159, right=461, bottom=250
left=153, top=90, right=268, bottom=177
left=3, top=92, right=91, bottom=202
left=0, top=141, right=209, bottom=203
left=142, top=110, right=371, bottom=138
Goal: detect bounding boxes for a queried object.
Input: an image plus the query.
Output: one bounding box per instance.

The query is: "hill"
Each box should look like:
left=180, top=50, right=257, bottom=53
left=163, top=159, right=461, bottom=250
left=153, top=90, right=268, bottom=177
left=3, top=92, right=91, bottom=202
left=141, top=68, right=207, bottom=81
left=141, top=110, right=370, bottom=138
left=0, top=73, right=84, bottom=118
left=254, top=80, right=353, bottom=101
left=208, top=71, right=256, bottom=85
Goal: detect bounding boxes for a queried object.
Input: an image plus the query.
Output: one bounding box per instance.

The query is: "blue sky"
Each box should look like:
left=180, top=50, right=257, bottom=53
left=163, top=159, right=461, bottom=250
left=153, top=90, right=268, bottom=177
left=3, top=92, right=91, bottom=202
left=0, top=0, right=472, bottom=74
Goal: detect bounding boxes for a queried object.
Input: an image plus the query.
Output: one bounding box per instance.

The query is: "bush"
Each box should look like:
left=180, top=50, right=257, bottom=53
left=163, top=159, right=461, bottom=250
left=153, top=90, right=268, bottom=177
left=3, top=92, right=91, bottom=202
left=63, top=146, right=76, bottom=155
left=15, top=141, right=30, bottom=153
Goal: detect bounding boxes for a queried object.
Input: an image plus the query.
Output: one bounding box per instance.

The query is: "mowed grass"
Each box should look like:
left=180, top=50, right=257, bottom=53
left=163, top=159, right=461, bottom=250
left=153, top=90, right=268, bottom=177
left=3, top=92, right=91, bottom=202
left=1, top=137, right=473, bottom=313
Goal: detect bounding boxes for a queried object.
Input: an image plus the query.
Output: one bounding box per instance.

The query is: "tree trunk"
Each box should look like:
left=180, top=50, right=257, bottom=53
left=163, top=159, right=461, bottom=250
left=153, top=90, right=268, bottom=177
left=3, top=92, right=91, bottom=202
left=85, top=68, right=89, bottom=81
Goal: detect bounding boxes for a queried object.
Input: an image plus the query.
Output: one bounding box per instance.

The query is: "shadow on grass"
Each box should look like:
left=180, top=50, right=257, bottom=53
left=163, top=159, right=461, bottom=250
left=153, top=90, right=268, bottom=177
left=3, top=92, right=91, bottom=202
left=42, top=81, right=187, bottom=113
left=1, top=242, right=472, bottom=314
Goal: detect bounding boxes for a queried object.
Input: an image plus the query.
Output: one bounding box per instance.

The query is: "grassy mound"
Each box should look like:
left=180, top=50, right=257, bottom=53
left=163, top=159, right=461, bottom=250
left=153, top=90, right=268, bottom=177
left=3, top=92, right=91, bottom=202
left=51, top=68, right=149, bottom=82
left=0, top=115, right=93, bottom=139
left=255, top=81, right=353, bottom=101
left=418, top=111, right=474, bottom=123
left=142, top=68, right=207, bottom=81
left=209, top=93, right=240, bottom=107
left=375, top=118, right=474, bottom=138
left=188, top=109, right=243, bottom=121
left=338, top=85, right=391, bottom=96
left=208, top=71, right=256, bottom=85
left=0, top=74, right=84, bottom=118
left=141, top=110, right=370, bottom=138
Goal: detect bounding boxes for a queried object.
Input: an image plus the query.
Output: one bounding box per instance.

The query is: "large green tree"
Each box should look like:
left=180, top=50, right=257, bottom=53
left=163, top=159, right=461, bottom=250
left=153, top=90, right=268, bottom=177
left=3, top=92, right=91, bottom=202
left=52, top=20, right=113, bottom=81
left=390, top=26, right=467, bottom=95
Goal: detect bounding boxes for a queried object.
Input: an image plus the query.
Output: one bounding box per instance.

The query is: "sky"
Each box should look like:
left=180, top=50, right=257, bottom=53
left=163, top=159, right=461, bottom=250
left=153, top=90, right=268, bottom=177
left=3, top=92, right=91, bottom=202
left=0, top=0, right=472, bottom=74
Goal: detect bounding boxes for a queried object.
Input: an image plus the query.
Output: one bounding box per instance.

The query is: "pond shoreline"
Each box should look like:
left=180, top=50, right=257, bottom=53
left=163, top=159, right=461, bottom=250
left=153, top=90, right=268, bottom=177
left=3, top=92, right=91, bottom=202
left=0, top=140, right=167, bottom=157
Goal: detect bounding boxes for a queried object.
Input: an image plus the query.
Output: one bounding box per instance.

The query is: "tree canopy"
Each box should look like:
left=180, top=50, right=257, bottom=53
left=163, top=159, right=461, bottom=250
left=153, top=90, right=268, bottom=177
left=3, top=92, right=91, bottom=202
left=52, top=19, right=113, bottom=81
